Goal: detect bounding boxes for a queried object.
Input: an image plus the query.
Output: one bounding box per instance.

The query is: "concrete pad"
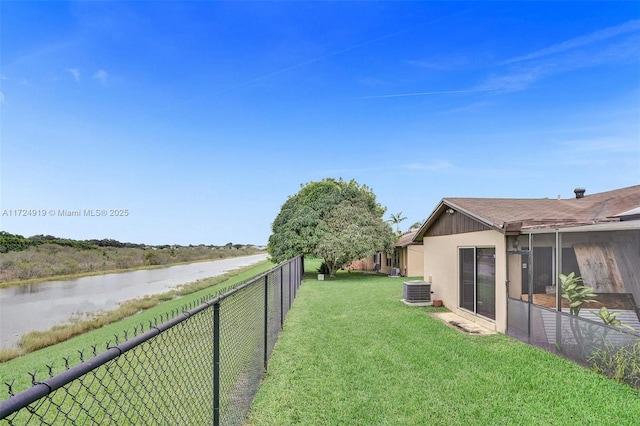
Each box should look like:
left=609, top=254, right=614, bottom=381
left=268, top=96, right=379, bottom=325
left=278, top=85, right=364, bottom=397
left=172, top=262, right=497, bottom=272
left=401, top=299, right=433, bottom=307
left=430, top=312, right=497, bottom=335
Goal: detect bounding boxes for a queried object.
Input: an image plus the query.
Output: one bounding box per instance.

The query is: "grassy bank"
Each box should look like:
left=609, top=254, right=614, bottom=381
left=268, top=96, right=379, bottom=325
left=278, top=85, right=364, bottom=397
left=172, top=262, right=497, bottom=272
left=247, top=270, right=640, bottom=425
left=0, top=261, right=273, bottom=396
left=0, top=242, right=262, bottom=287
left=0, top=255, right=255, bottom=289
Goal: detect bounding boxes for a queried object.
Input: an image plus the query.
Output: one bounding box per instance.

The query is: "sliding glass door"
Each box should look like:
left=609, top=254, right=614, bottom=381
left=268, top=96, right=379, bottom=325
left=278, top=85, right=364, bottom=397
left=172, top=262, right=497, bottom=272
left=459, top=247, right=496, bottom=320
left=460, top=248, right=476, bottom=312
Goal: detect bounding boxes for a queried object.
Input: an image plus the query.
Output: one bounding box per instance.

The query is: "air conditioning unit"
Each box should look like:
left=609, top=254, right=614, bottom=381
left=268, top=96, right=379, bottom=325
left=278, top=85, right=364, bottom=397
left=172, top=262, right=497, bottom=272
left=389, top=267, right=401, bottom=277
left=402, top=280, right=431, bottom=303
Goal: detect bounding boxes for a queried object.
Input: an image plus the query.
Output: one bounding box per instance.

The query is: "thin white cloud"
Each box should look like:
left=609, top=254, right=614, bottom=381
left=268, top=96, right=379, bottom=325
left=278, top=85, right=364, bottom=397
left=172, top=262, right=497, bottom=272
left=478, top=29, right=639, bottom=94
left=405, top=60, right=449, bottom=70
left=144, top=22, right=430, bottom=119
left=316, top=160, right=453, bottom=176
left=350, top=88, right=494, bottom=100
left=5, top=40, right=78, bottom=69
left=402, top=160, right=452, bottom=171
left=560, top=137, right=639, bottom=154
left=373, top=20, right=640, bottom=99
left=316, top=165, right=393, bottom=175
left=477, top=66, right=544, bottom=93
left=93, top=69, right=108, bottom=85
left=503, top=19, right=640, bottom=65
left=405, top=54, right=469, bottom=71
left=0, top=91, right=5, bottom=104
left=439, top=101, right=494, bottom=115
left=356, top=76, right=391, bottom=88
left=67, top=68, right=80, bottom=82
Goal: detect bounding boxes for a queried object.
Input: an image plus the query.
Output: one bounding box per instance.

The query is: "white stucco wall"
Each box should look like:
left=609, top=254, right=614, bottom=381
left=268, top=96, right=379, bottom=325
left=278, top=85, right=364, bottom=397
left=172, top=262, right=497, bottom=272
left=404, top=245, right=424, bottom=277
left=424, top=230, right=507, bottom=333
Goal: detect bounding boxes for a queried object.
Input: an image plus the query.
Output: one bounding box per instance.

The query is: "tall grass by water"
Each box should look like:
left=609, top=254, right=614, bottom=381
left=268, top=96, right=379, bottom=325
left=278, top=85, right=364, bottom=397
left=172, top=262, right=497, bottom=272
left=0, top=243, right=261, bottom=286
left=0, top=261, right=273, bottom=387
left=247, top=263, right=640, bottom=425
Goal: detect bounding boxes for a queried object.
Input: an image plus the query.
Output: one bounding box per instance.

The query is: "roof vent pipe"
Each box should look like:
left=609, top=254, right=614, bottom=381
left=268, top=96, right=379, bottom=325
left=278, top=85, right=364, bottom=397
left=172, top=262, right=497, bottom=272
left=574, top=187, right=586, bottom=199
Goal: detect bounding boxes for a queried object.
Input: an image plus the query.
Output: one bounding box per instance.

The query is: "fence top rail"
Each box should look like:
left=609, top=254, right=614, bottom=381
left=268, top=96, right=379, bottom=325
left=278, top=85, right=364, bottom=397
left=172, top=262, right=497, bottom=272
left=0, top=256, right=301, bottom=419
left=0, top=295, right=219, bottom=418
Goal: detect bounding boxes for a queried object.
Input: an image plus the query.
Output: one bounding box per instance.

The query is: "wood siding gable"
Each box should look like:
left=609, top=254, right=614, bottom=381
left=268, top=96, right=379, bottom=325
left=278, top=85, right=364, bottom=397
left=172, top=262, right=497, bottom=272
left=426, top=210, right=492, bottom=237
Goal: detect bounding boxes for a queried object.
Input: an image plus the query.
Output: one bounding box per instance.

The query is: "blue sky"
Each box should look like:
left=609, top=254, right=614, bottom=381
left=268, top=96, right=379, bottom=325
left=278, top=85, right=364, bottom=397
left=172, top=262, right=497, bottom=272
left=1, top=1, right=639, bottom=246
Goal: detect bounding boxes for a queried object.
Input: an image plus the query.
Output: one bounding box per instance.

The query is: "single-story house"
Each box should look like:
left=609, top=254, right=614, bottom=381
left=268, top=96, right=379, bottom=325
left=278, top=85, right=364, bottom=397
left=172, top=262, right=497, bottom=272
left=412, top=185, right=640, bottom=342
left=346, top=229, right=424, bottom=277
left=394, top=229, right=424, bottom=277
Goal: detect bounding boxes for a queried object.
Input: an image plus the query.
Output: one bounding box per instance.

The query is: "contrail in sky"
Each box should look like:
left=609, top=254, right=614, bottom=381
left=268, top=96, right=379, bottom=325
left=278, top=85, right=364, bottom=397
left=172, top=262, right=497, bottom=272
left=502, top=18, right=640, bottom=65
left=213, top=10, right=466, bottom=95
left=217, top=27, right=421, bottom=94
left=141, top=9, right=468, bottom=118
left=144, top=25, right=422, bottom=117
left=349, top=88, right=496, bottom=100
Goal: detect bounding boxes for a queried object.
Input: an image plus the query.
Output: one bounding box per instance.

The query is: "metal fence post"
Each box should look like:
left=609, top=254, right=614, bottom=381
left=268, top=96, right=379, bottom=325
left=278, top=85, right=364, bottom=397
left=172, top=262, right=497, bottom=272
left=213, top=301, right=220, bottom=426
left=292, top=259, right=297, bottom=301
left=289, top=263, right=293, bottom=310
left=280, top=266, right=284, bottom=328
left=264, top=274, right=269, bottom=371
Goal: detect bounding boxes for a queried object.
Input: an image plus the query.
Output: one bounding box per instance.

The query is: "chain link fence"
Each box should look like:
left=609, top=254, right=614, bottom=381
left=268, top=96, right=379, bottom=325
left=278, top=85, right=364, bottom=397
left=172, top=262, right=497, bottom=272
left=1, top=256, right=302, bottom=425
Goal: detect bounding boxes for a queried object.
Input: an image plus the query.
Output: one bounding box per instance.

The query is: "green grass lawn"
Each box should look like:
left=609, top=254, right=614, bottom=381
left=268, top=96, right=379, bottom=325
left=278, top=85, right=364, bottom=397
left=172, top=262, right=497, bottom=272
left=247, top=267, right=640, bottom=425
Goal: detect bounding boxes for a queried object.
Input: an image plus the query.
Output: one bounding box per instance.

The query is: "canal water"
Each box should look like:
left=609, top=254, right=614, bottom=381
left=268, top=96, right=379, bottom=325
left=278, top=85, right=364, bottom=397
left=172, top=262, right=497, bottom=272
left=0, top=253, right=268, bottom=349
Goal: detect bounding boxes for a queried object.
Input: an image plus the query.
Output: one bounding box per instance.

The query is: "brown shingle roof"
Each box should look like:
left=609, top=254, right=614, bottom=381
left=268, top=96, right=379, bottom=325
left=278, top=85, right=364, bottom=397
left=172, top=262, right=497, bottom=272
left=395, top=229, right=421, bottom=247
left=421, top=185, right=640, bottom=236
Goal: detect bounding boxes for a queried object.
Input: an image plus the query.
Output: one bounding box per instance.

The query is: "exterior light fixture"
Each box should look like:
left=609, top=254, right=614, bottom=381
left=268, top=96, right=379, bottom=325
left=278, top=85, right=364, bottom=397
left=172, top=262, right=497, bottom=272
left=445, top=208, right=454, bottom=215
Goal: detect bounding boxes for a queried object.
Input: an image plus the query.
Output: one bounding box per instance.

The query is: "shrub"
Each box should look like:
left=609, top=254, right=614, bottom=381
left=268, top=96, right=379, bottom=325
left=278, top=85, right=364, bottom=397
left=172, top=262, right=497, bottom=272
left=143, top=251, right=162, bottom=265
left=318, top=262, right=330, bottom=275
left=589, top=340, right=640, bottom=388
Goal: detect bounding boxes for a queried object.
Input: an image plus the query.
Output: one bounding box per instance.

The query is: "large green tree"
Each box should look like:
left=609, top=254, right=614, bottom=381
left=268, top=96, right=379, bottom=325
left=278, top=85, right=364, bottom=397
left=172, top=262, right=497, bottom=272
left=268, top=178, right=396, bottom=276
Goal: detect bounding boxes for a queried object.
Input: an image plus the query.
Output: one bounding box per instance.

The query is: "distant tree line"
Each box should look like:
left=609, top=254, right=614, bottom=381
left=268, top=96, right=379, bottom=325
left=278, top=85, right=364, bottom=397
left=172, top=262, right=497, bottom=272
left=0, top=232, right=138, bottom=253
left=0, top=231, right=254, bottom=254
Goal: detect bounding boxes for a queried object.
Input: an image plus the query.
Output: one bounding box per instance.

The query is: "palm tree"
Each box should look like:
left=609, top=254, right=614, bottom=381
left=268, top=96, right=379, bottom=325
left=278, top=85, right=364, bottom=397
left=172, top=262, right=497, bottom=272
left=387, top=211, right=407, bottom=234
left=409, top=221, right=423, bottom=230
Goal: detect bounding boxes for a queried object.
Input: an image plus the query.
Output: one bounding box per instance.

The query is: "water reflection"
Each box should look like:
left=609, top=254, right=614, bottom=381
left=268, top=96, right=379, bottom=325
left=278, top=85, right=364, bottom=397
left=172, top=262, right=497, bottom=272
left=0, top=254, right=267, bottom=349
left=12, top=284, right=47, bottom=295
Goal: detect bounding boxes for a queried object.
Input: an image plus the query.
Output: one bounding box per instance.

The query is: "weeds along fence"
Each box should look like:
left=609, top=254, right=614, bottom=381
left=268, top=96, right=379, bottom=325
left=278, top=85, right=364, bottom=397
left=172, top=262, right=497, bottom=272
left=0, top=256, right=303, bottom=425
left=507, top=297, right=640, bottom=388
